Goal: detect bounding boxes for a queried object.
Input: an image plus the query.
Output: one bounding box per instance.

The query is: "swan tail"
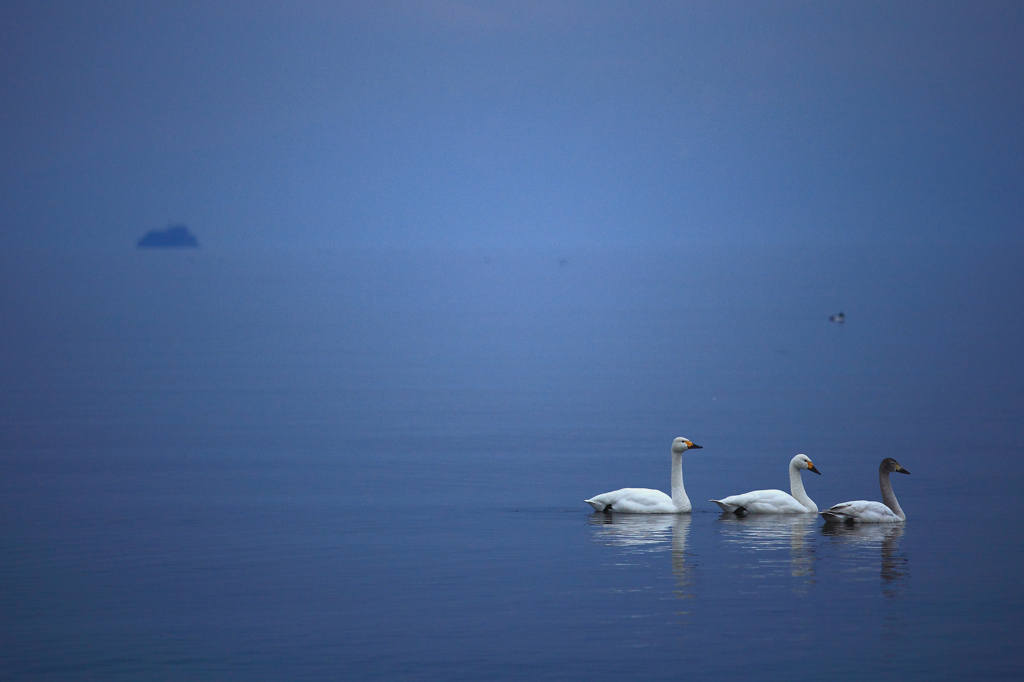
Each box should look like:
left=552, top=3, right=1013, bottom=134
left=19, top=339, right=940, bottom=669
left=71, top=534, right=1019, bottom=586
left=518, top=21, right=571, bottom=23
left=820, top=510, right=850, bottom=524
left=710, top=499, right=741, bottom=514
left=584, top=499, right=609, bottom=512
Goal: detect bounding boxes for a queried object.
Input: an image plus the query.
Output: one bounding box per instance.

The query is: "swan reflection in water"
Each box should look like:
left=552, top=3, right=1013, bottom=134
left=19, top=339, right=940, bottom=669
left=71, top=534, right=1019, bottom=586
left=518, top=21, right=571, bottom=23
left=715, top=514, right=818, bottom=586
left=820, top=522, right=907, bottom=598
left=588, top=514, right=693, bottom=600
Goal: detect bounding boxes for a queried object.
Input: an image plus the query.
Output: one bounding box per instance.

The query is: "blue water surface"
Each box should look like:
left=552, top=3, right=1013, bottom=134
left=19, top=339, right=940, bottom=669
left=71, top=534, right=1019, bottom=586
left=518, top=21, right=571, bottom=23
left=1, top=243, right=1022, bottom=680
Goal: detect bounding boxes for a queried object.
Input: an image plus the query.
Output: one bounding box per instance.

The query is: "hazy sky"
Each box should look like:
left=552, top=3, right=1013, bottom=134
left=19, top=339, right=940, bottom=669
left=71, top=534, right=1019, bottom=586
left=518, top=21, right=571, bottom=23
left=2, top=1, right=1021, bottom=251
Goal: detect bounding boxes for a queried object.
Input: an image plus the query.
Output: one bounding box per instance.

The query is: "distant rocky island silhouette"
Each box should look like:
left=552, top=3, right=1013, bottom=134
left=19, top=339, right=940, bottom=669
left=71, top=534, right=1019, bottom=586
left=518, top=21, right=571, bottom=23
left=137, top=224, right=199, bottom=248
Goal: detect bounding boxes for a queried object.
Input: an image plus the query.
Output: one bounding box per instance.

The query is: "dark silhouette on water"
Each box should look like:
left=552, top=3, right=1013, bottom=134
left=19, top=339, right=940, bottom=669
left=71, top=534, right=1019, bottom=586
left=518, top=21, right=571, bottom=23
left=137, top=225, right=199, bottom=248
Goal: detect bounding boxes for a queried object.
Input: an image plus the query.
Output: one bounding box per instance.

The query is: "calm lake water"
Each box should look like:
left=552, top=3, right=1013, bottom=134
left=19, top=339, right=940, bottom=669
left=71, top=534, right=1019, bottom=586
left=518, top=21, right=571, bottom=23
left=1, top=242, right=1022, bottom=679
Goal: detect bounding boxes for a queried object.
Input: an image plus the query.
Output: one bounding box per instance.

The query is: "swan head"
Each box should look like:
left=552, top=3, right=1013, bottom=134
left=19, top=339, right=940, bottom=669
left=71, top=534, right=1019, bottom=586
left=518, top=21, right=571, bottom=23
left=672, top=437, right=702, bottom=454
left=880, top=457, right=910, bottom=475
left=792, top=453, right=821, bottom=475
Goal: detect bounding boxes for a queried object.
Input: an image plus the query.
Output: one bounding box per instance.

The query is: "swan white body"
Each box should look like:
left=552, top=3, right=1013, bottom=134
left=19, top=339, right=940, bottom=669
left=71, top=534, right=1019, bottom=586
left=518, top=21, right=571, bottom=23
left=821, top=458, right=910, bottom=524
left=584, top=438, right=701, bottom=514
left=710, top=454, right=821, bottom=514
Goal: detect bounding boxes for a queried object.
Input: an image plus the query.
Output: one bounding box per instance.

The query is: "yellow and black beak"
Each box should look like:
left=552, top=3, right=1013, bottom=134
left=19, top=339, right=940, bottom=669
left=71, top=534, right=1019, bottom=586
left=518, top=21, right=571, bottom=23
left=807, top=462, right=821, bottom=475
left=895, top=464, right=910, bottom=475
left=687, top=441, right=703, bottom=449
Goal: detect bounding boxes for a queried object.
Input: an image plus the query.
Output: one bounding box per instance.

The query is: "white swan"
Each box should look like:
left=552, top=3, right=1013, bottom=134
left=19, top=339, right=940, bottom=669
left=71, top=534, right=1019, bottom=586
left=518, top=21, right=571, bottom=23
left=820, top=458, right=910, bottom=524
left=710, top=454, right=821, bottom=514
left=584, top=437, right=702, bottom=514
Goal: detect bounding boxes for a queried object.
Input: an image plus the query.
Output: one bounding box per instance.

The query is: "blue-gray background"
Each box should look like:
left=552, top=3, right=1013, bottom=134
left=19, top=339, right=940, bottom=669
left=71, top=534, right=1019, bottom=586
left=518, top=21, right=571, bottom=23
left=2, top=2, right=1023, bottom=680
left=2, top=1, right=1021, bottom=250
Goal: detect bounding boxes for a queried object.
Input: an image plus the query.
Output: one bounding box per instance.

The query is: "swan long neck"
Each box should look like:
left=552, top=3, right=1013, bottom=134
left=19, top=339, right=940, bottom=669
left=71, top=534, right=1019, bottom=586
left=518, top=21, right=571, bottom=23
left=879, top=469, right=906, bottom=520
left=788, top=461, right=817, bottom=512
left=670, top=450, right=689, bottom=509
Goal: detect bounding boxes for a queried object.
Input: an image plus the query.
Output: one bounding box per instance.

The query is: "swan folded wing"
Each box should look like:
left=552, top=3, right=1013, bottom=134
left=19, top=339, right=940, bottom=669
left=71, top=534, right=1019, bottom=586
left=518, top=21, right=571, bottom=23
left=710, top=489, right=812, bottom=514
left=584, top=488, right=678, bottom=514
left=820, top=500, right=902, bottom=524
